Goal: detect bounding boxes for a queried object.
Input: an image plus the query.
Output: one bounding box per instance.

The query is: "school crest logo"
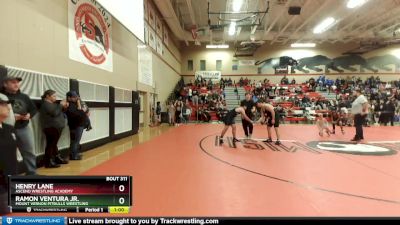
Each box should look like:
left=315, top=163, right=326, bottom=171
left=68, top=0, right=113, bottom=71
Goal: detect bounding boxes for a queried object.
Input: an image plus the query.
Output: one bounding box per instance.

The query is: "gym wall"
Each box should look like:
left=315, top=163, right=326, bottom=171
left=181, top=43, right=400, bottom=84
left=0, top=0, right=182, bottom=105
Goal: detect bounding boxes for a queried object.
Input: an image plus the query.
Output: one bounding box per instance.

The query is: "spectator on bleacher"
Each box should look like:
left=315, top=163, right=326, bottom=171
left=208, top=98, right=216, bottom=111
left=291, top=78, right=296, bottom=85
left=216, top=100, right=226, bottom=111
left=309, top=77, right=317, bottom=91
left=192, top=88, right=199, bottom=106
left=228, top=78, right=233, bottom=86
left=188, top=87, right=192, bottom=102
left=244, top=77, right=249, bottom=86
left=65, top=91, right=87, bottom=160
left=222, top=78, right=227, bottom=89
left=239, top=77, right=244, bottom=87
left=207, top=79, right=213, bottom=90
left=256, top=80, right=262, bottom=89
left=200, top=91, right=208, bottom=105
left=221, top=88, right=226, bottom=100
left=1, top=74, right=38, bottom=175
left=40, top=90, right=68, bottom=168
left=281, top=75, right=289, bottom=85
left=187, top=79, right=193, bottom=87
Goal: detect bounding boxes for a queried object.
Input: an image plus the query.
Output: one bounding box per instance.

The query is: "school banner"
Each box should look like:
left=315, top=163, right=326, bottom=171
left=195, top=71, right=221, bottom=81
left=239, top=60, right=255, bottom=66
left=138, top=47, right=153, bottom=87
left=68, top=0, right=113, bottom=72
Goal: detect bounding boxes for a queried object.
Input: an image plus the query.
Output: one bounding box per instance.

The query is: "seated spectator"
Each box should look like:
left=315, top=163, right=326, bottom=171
left=281, top=75, right=289, bottom=85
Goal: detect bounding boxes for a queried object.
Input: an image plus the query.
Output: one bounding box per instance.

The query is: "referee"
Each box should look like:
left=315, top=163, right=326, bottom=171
left=351, top=88, right=369, bottom=142
left=241, top=93, right=256, bottom=139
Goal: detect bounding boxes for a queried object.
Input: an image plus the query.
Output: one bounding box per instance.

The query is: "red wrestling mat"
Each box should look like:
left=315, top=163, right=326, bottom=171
left=14, top=124, right=400, bottom=216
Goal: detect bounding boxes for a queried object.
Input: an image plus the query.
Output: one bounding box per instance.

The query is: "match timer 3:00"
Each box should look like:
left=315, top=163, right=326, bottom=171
left=8, top=176, right=133, bottom=214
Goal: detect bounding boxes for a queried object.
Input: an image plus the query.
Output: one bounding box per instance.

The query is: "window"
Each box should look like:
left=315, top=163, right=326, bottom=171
left=216, top=60, right=222, bottom=71
left=187, top=60, right=193, bottom=71
left=232, top=60, right=238, bottom=71
left=200, top=60, right=206, bottom=71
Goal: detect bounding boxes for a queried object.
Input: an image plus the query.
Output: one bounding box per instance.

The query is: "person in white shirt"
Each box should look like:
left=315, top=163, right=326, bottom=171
left=350, top=88, right=369, bottom=142
left=188, top=88, right=192, bottom=102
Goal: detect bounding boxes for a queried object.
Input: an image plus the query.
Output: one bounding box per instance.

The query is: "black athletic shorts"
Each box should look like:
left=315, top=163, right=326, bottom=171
left=223, top=109, right=238, bottom=125
left=224, top=115, right=236, bottom=125
left=266, top=111, right=280, bottom=128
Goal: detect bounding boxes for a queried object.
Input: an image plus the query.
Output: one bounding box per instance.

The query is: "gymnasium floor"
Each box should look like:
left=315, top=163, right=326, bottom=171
left=37, top=124, right=400, bottom=216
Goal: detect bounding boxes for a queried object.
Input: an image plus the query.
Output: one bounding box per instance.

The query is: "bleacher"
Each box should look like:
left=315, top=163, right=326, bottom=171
left=177, top=80, right=339, bottom=124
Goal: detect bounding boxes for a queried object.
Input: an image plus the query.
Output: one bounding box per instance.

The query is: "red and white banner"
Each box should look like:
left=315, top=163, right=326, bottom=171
left=68, top=0, right=113, bottom=72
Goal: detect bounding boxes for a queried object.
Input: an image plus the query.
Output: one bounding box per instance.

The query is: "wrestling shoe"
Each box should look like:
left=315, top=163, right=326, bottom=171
left=263, top=138, right=273, bottom=143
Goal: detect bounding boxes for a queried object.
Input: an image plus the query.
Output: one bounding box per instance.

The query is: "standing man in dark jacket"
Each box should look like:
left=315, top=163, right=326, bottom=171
left=1, top=74, right=37, bottom=175
left=241, top=93, right=255, bottom=139
left=40, top=90, right=69, bottom=168
left=65, top=91, right=86, bottom=160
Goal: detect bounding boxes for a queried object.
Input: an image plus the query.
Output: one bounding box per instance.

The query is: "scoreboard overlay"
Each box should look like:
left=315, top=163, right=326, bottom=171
left=8, top=176, right=132, bottom=213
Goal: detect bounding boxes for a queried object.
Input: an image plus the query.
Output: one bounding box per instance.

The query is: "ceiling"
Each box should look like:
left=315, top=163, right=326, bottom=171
left=154, top=0, right=400, bottom=49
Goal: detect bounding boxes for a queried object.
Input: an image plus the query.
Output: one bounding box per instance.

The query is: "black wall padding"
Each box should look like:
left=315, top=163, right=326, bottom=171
left=109, top=86, right=115, bottom=140
left=132, top=91, right=140, bottom=134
